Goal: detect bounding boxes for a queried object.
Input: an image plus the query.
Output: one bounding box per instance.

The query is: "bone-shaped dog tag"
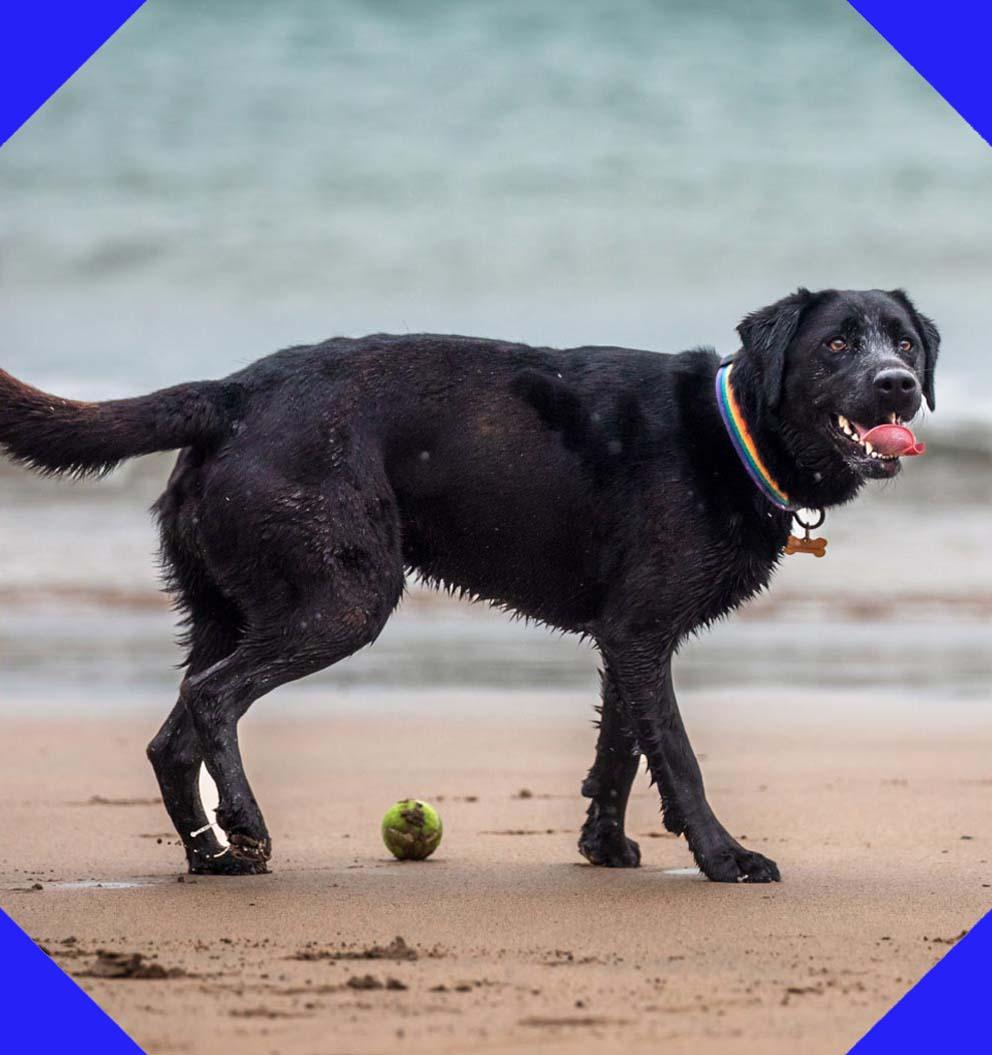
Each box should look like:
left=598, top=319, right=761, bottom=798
left=786, top=510, right=828, bottom=557
left=785, top=532, right=827, bottom=557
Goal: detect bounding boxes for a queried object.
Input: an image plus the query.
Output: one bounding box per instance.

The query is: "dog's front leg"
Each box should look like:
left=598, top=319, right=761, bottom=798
left=578, top=668, right=642, bottom=867
left=605, top=642, right=780, bottom=883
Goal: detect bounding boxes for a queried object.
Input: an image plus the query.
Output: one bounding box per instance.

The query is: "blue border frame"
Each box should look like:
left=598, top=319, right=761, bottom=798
left=848, top=911, right=992, bottom=1052
left=0, top=1, right=147, bottom=147
left=0, top=909, right=146, bottom=1052
left=847, top=0, right=992, bottom=145
left=0, top=3, right=988, bottom=1052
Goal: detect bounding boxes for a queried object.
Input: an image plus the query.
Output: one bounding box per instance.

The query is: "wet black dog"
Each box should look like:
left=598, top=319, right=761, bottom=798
left=0, top=288, right=938, bottom=881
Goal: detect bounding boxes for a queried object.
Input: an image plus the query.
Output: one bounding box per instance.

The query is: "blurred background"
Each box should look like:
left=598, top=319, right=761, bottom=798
left=1, top=0, right=989, bottom=714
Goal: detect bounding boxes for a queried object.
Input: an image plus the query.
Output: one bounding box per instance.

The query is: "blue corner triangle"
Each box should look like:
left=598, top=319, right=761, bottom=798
left=847, top=0, right=992, bottom=145
left=0, top=1, right=147, bottom=147
left=0, top=909, right=146, bottom=1052
left=848, top=910, right=991, bottom=1052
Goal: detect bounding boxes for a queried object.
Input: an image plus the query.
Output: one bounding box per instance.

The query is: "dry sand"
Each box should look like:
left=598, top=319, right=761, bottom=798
left=1, top=688, right=989, bottom=1055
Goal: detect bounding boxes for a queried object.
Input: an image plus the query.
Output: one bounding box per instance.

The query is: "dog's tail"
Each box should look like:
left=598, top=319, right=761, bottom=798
left=0, top=368, right=240, bottom=478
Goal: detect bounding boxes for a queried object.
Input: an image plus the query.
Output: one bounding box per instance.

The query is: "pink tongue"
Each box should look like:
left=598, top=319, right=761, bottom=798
left=856, top=422, right=925, bottom=457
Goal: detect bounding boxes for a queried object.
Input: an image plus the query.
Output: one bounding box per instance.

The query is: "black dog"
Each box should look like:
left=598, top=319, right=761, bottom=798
left=0, top=288, right=938, bottom=882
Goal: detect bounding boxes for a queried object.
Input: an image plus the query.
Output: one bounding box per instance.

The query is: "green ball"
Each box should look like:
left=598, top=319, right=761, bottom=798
left=381, top=799, right=443, bottom=860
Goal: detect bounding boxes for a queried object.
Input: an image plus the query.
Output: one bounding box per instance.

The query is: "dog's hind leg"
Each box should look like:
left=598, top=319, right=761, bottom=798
left=148, top=698, right=251, bottom=874
left=179, top=471, right=405, bottom=872
left=148, top=460, right=264, bottom=873
left=146, top=616, right=264, bottom=875
left=578, top=668, right=642, bottom=867
left=180, top=581, right=400, bottom=871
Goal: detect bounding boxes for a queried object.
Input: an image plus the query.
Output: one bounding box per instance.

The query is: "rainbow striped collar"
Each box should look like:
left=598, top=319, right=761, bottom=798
left=715, top=361, right=797, bottom=512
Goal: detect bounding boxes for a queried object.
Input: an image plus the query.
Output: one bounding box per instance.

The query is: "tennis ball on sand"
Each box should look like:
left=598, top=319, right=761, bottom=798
left=381, top=799, right=443, bottom=860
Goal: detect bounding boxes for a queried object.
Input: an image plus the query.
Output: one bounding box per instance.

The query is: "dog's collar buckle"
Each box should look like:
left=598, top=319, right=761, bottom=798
left=785, top=509, right=827, bottom=558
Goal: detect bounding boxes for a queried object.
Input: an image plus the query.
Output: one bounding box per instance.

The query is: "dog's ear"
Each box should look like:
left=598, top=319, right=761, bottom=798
left=736, top=288, right=813, bottom=410
left=888, top=289, right=939, bottom=411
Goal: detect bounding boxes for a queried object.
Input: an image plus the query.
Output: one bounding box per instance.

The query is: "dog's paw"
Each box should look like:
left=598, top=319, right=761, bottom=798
left=186, top=832, right=272, bottom=876
left=578, top=826, right=641, bottom=868
left=229, top=831, right=272, bottom=862
left=187, top=846, right=271, bottom=876
left=694, top=843, right=779, bottom=884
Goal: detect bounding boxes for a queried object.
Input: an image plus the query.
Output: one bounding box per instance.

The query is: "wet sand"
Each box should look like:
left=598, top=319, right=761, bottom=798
left=1, top=688, right=989, bottom=1054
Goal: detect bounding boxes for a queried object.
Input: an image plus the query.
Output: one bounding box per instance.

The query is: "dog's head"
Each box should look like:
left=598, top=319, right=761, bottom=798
left=733, top=288, right=939, bottom=506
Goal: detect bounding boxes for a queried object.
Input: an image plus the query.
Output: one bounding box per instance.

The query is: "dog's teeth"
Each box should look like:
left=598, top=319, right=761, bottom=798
left=889, top=412, right=897, bottom=423
left=838, top=415, right=849, bottom=431
left=864, top=442, right=874, bottom=455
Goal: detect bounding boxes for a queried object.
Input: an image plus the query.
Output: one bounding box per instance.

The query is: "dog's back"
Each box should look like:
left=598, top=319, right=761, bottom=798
left=150, top=335, right=684, bottom=632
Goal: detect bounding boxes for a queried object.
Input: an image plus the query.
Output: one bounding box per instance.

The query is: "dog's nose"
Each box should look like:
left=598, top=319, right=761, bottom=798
left=873, top=367, right=920, bottom=416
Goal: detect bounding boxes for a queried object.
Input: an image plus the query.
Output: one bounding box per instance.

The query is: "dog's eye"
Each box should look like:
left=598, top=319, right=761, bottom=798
left=827, top=338, right=847, bottom=353
left=898, top=338, right=913, bottom=353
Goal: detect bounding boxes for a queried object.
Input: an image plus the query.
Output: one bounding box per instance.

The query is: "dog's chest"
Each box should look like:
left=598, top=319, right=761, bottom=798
left=673, top=517, right=785, bottom=636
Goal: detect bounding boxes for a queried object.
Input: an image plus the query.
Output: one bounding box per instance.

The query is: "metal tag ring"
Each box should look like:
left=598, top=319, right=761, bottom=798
left=793, top=508, right=825, bottom=531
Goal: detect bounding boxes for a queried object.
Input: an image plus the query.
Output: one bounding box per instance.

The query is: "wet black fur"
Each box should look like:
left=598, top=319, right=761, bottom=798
left=0, top=288, right=938, bottom=881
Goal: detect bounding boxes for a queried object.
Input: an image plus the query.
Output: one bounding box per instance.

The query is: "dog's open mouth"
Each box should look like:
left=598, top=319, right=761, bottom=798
left=833, top=413, right=926, bottom=461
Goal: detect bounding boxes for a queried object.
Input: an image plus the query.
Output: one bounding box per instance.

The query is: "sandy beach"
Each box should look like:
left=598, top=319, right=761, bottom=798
left=2, top=688, right=988, bottom=1055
